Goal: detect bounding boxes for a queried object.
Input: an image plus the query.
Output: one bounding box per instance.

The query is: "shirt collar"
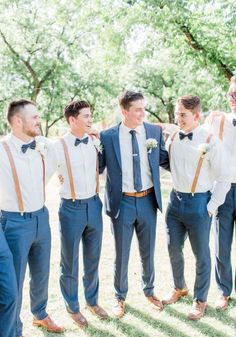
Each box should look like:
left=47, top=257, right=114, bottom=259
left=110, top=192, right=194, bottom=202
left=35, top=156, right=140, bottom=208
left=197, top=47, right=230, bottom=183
left=179, top=125, right=200, bottom=137
left=66, top=132, right=90, bottom=144
left=226, top=112, right=236, bottom=122
left=9, top=133, right=35, bottom=154
left=120, top=122, right=144, bottom=135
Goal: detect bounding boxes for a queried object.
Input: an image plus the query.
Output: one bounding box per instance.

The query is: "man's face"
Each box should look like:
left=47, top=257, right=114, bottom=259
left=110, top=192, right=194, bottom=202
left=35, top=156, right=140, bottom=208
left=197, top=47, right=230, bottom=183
left=70, top=107, right=92, bottom=134
left=122, top=99, right=145, bottom=128
left=175, top=102, right=199, bottom=132
left=20, top=104, right=41, bottom=137
left=227, top=83, right=236, bottom=113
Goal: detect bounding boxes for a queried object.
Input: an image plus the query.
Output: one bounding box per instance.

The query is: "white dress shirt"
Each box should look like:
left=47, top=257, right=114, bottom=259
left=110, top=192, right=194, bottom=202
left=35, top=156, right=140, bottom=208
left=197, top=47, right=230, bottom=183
left=205, top=112, right=236, bottom=183
left=52, top=133, right=97, bottom=199
left=0, top=134, right=45, bottom=212
left=119, top=123, right=153, bottom=192
left=167, top=126, right=231, bottom=214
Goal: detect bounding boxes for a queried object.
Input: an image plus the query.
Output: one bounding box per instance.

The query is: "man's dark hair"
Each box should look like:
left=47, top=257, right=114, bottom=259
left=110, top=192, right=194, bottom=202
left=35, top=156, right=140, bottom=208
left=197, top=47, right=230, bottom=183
left=64, top=100, right=91, bottom=123
left=7, top=99, right=36, bottom=124
left=177, top=95, right=201, bottom=113
left=119, top=90, right=144, bottom=110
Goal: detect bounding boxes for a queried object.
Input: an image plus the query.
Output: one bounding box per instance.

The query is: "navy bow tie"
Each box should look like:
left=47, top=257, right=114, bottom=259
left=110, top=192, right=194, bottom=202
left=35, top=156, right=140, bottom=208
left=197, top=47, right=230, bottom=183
left=74, top=137, right=89, bottom=146
left=21, top=140, right=36, bottom=153
left=232, top=119, right=236, bottom=126
left=179, top=132, right=193, bottom=141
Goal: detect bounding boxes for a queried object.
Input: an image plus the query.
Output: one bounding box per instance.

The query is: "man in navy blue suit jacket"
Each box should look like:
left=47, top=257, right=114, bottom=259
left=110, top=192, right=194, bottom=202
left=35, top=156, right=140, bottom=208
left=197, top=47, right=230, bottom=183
left=99, top=90, right=169, bottom=317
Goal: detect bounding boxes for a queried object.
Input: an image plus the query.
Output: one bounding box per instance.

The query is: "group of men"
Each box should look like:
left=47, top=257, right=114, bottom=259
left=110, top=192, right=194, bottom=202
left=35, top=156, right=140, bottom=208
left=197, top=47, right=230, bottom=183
left=0, top=75, right=235, bottom=337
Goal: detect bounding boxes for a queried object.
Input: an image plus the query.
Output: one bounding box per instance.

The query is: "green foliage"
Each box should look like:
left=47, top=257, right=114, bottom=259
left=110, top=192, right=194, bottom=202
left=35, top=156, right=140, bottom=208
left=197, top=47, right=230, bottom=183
left=0, top=0, right=235, bottom=133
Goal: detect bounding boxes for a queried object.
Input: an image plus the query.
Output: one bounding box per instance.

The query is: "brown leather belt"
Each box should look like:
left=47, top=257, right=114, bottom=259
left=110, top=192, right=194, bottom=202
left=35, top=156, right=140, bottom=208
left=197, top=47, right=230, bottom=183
left=123, top=187, right=154, bottom=198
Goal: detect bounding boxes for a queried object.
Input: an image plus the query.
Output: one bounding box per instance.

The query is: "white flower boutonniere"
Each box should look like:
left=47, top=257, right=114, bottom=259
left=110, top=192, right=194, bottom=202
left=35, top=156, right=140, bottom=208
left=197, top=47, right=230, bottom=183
left=93, top=138, right=103, bottom=153
left=146, top=138, right=158, bottom=154
left=198, top=143, right=210, bottom=158
left=35, top=137, right=48, bottom=156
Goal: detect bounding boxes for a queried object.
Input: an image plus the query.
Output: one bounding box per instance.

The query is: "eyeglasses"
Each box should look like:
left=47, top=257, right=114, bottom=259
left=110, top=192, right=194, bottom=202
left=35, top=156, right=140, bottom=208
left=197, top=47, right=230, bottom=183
left=227, top=92, right=236, bottom=101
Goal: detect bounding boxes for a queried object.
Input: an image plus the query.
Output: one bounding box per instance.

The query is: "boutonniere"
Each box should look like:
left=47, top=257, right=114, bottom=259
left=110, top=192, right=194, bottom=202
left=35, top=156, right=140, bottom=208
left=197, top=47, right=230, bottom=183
left=93, top=138, right=103, bottom=153
left=198, top=143, right=210, bottom=158
left=35, top=137, right=48, bottom=156
left=146, top=138, right=158, bottom=154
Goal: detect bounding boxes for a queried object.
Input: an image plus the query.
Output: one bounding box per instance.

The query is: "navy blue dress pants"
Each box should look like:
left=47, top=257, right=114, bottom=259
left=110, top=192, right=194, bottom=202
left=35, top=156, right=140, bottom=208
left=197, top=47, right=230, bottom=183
left=215, top=184, right=236, bottom=296
left=111, top=192, right=157, bottom=300
left=59, top=195, right=103, bottom=313
left=1, top=207, right=51, bottom=337
left=165, top=190, right=211, bottom=302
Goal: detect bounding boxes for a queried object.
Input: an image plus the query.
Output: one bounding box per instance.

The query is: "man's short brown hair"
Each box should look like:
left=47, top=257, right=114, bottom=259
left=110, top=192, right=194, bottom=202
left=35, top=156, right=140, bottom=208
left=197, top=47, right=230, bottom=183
left=177, top=95, right=201, bottom=113
left=119, top=90, right=144, bottom=110
left=64, top=100, right=91, bottom=123
left=7, top=99, right=36, bottom=124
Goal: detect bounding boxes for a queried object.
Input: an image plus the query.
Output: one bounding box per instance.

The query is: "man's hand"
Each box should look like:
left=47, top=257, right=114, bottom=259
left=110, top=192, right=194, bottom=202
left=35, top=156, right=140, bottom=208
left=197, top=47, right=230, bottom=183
left=88, top=128, right=100, bottom=138
left=58, top=175, right=64, bottom=185
left=160, top=123, right=179, bottom=135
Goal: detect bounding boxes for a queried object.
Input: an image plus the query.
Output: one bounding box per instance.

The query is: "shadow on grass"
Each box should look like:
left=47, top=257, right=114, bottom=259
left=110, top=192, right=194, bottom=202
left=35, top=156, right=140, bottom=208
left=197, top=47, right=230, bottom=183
left=85, top=323, right=117, bottom=337
left=107, top=317, right=150, bottom=337
left=206, top=302, right=236, bottom=329
left=36, top=323, right=116, bottom=337
left=126, top=304, right=189, bottom=337
left=165, top=305, right=232, bottom=337
left=35, top=328, right=66, bottom=337
left=229, top=298, right=236, bottom=306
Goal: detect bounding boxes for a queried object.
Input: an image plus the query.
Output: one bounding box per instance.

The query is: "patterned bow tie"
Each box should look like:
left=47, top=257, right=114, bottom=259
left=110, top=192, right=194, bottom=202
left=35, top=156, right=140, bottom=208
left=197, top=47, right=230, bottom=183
left=179, top=131, right=193, bottom=141
left=232, top=119, right=236, bottom=126
left=74, top=137, right=89, bottom=146
left=21, top=140, right=36, bottom=153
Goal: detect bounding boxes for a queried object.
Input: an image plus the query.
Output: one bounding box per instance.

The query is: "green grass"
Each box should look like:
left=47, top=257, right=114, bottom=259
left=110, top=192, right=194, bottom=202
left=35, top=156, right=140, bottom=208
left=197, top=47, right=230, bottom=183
left=21, top=173, right=236, bottom=337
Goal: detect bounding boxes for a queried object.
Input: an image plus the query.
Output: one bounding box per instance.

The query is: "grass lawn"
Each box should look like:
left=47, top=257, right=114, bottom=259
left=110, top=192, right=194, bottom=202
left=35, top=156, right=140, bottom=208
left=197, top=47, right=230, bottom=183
left=21, top=172, right=236, bottom=337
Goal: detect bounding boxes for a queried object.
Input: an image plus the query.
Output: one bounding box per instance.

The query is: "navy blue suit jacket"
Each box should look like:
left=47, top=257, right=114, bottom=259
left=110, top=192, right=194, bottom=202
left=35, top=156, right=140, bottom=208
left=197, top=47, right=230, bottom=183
left=99, top=122, right=169, bottom=219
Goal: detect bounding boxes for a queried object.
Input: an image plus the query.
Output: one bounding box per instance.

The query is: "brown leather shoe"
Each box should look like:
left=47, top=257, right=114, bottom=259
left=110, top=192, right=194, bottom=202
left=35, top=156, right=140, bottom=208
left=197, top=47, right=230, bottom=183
left=33, top=315, right=64, bottom=333
left=70, top=312, right=88, bottom=328
left=162, top=288, right=189, bottom=305
left=112, top=299, right=125, bottom=318
left=86, top=304, right=109, bottom=319
left=188, top=301, right=207, bottom=320
left=146, top=295, right=163, bottom=311
left=215, top=295, right=230, bottom=310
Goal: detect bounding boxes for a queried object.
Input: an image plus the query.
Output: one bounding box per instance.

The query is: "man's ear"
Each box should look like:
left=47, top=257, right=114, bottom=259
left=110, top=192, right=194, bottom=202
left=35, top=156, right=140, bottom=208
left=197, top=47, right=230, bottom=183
left=68, top=115, right=75, bottom=125
left=11, top=114, right=23, bottom=127
left=121, top=108, right=127, bottom=118
left=194, top=112, right=200, bottom=121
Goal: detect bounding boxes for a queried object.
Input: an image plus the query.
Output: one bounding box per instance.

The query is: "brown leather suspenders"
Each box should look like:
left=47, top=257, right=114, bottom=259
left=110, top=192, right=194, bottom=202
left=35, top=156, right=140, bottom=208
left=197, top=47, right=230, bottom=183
left=2, top=142, right=24, bottom=213
left=2, top=141, right=45, bottom=214
left=210, top=112, right=225, bottom=140
left=60, top=139, right=76, bottom=201
left=60, top=137, right=99, bottom=201
left=168, top=131, right=212, bottom=195
left=190, top=134, right=212, bottom=195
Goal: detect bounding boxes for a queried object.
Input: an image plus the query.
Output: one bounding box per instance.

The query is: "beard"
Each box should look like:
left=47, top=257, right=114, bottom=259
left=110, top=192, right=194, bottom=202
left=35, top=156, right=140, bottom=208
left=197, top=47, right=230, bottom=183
left=23, top=124, right=42, bottom=137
